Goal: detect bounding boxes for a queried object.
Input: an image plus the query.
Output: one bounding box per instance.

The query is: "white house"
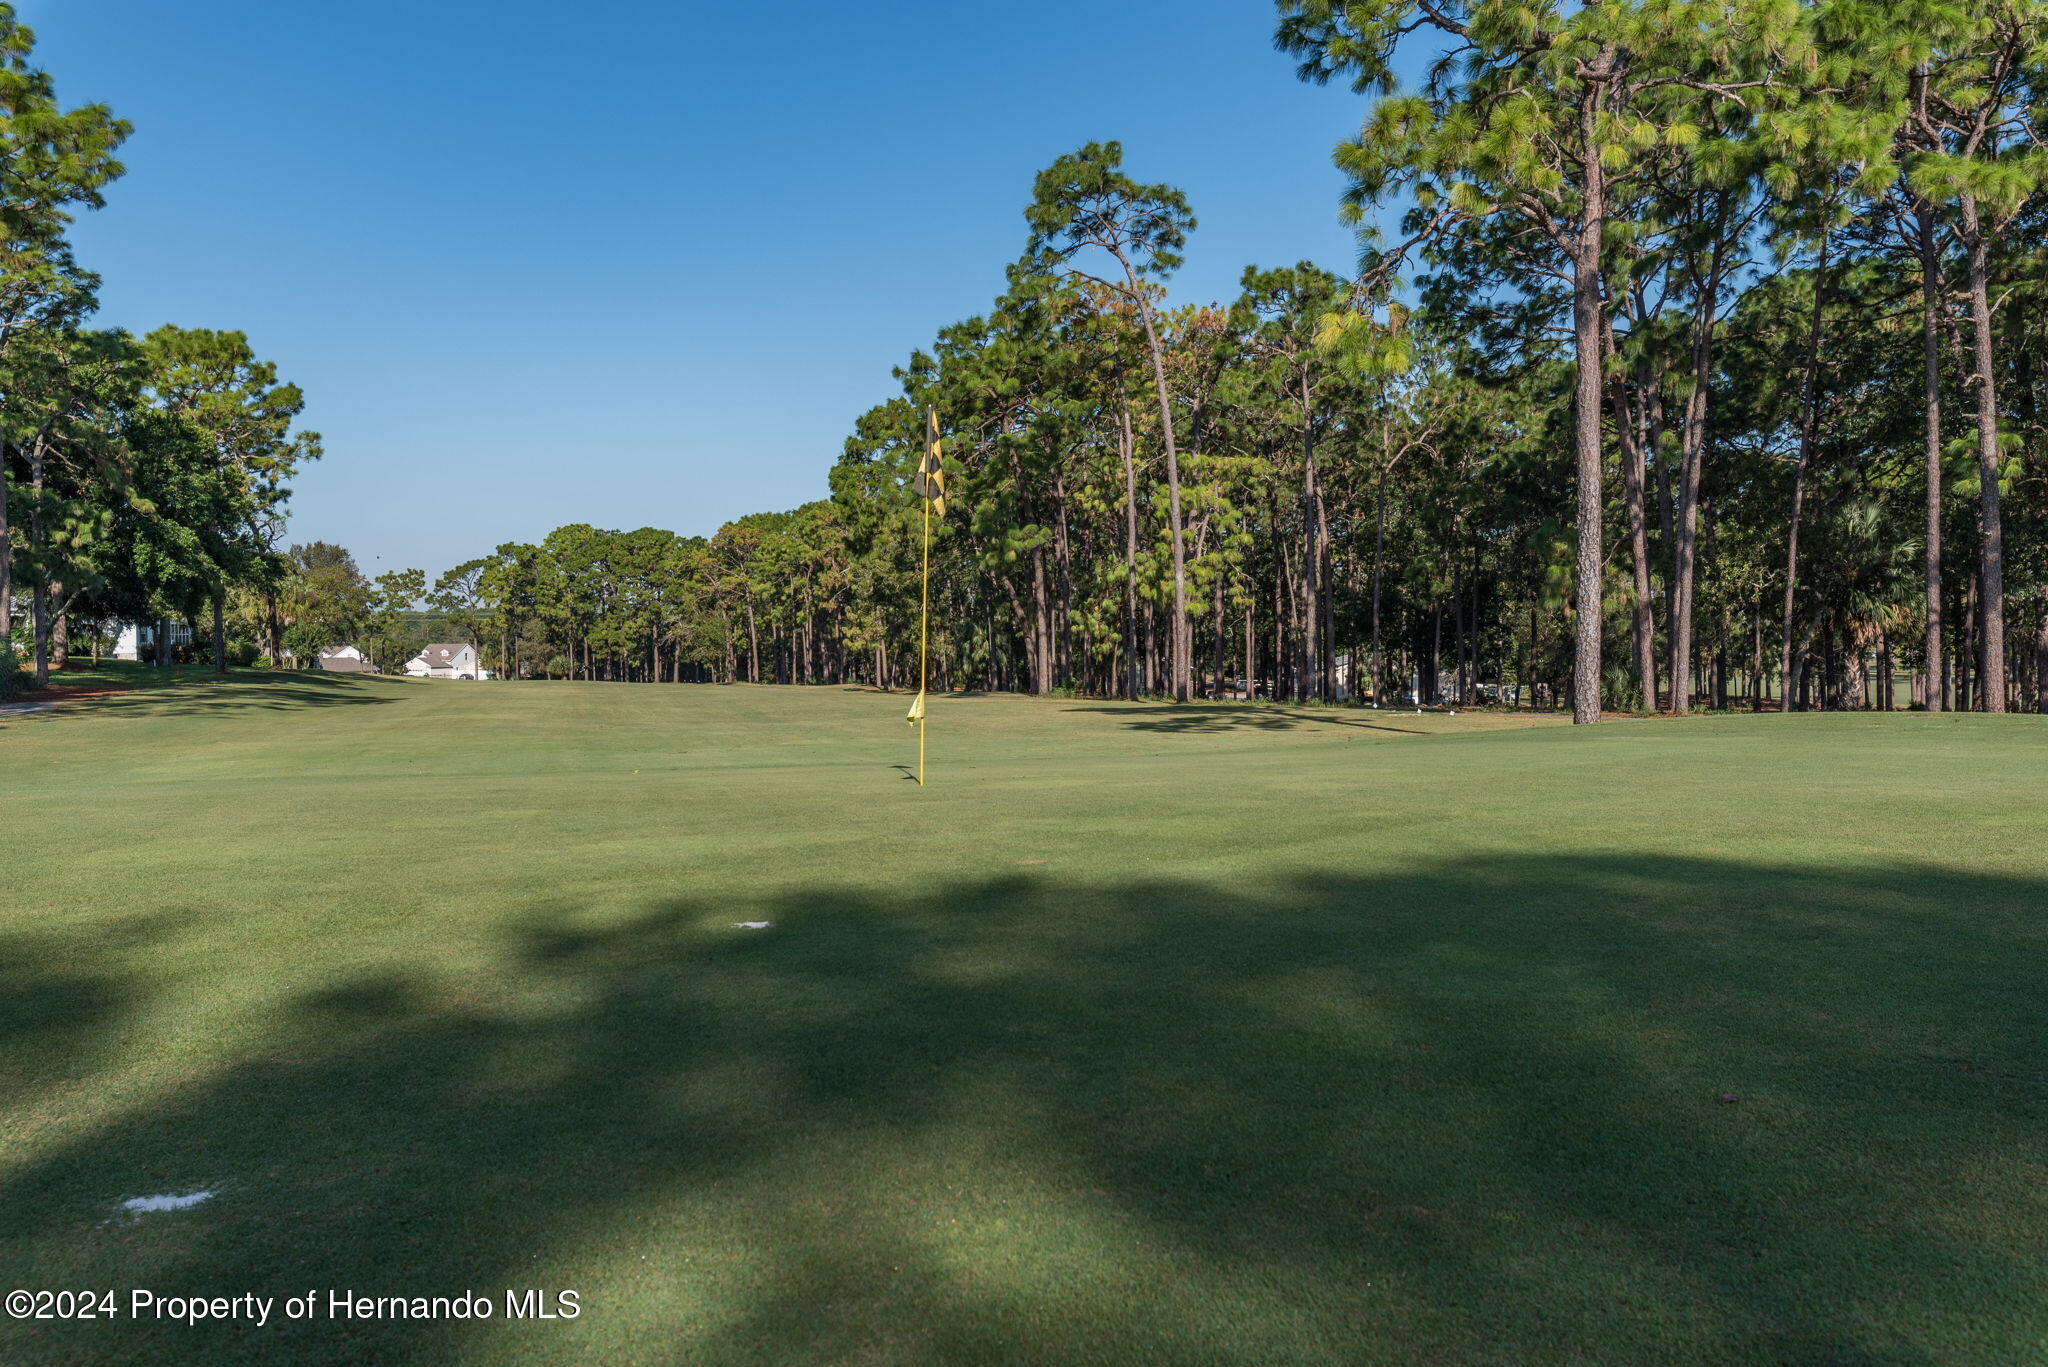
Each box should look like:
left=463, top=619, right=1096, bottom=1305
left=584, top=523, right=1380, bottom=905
left=405, top=643, right=485, bottom=679
left=314, top=645, right=374, bottom=674
left=113, top=622, right=193, bottom=661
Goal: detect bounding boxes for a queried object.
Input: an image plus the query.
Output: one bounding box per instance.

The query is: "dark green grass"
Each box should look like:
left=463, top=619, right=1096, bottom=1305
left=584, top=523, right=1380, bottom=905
left=2, top=675, right=2044, bottom=1364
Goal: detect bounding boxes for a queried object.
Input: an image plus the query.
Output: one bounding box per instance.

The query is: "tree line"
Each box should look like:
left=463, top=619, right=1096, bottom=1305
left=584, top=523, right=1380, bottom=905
left=369, top=0, right=2046, bottom=716
left=0, top=6, right=320, bottom=696
left=11, top=0, right=2046, bottom=718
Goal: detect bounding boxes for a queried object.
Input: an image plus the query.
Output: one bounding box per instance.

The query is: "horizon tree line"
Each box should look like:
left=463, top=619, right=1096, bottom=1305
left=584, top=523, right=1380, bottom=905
left=8, top=0, right=2045, bottom=716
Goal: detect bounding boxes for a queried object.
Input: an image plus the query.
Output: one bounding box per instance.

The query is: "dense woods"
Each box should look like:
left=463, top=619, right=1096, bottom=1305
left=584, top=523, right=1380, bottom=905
left=7, top=1, right=2046, bottom=716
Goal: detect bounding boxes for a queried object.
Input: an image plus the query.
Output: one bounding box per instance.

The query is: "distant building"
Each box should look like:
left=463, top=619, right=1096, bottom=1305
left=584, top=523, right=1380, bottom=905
left=315, top=645, right=374, bottom=674
left=113, top=622, right=194, bottom=661
left=405, top=643, right=485, bottom=680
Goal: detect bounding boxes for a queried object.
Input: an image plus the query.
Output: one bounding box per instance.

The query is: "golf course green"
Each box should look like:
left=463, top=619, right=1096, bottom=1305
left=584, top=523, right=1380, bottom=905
left=3, top=671, right=2044, bottom=1365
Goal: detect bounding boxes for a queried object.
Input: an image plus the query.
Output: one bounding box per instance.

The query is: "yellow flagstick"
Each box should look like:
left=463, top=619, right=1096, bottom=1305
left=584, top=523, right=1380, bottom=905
left=917, top=481, right=930, bottom=786
left=908, top=406, right=944, bottom=785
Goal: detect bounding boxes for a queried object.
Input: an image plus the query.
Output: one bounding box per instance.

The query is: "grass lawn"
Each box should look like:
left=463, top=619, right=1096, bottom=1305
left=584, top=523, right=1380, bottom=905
left=3, top=670, right=2044, bottom=1365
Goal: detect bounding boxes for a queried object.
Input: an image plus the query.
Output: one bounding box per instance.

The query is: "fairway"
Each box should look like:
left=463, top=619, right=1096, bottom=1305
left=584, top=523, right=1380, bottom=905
left=3, top=675, right=2046, bottom=1365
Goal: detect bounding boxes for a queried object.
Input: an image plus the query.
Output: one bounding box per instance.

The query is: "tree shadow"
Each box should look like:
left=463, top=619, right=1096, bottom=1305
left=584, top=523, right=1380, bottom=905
left=0, top=910, right=211, bottom=1106
left=1060, top=702, right=1434, bottom=737
left=4, top=856, right=2045, bottom=1364
left=0, top=673, right=400, bottom=727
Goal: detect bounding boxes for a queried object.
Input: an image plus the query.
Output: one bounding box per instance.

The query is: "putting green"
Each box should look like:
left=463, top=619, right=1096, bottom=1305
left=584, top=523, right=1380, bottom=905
left=3, top=672, right=2044, bottom=1364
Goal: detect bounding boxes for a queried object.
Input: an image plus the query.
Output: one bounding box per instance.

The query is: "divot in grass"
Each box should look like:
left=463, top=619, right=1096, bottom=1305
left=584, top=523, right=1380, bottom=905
left=732, top=921, right=772, bottom=930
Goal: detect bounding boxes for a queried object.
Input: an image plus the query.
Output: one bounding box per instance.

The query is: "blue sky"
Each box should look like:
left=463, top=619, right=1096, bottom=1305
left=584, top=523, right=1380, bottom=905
left=26, top=0, right=1375, bottom=577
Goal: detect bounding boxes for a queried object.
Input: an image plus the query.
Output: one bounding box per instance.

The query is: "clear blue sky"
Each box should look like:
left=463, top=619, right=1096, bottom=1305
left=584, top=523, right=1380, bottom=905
left=26, top=0, right=1376, bottom=578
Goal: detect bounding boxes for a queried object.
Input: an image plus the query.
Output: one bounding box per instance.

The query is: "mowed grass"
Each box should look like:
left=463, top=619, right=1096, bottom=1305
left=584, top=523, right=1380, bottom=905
left=2, top=671, right=2045, bottom=1366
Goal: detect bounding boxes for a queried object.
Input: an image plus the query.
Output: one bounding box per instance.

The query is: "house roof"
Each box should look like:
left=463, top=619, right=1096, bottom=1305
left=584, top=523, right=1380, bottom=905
left=413, top=643, right=473, bottom=663
left=316, top=656, right=373, bottom=673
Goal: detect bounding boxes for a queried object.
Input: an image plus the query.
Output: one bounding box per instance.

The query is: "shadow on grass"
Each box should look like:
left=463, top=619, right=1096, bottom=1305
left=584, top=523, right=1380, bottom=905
left=0, top=914, right=199, bottom=1102
left=0, top=672, right=397, bottom=727
left=1061, top=702, right=1434, bottom=737
left=4, top=855, right=2046, bottom=1365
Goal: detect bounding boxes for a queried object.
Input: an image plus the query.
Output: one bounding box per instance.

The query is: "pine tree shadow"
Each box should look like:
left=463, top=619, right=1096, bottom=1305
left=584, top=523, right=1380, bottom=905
left=1061, top=703, right=1433, bottom=736
left=0, top=910, right=215, bottom=1105
left=4, top=856, right=2045, bottom=1365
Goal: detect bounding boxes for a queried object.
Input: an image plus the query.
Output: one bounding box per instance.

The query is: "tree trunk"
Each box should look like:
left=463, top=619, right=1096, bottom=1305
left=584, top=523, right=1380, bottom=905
left=0, top=448, right=11, bottom=697
left=1610, top=341, right=1658, bottom=712
left=1370, top=459, right=1390, bottom=707
left=1778, top=230, right=1829, bottom=711
left=212, top=586, right=228, bottom=675
left=1792, top=609, right=1820, bottom=710
left=1270, top=547, right=1283, bottom=702
left=2036, top=587, right=2048, bottom=714
left=1131, top=293, right=1191, bottom=701
left=1670, top=212, right=1731, bottom=715
left=1528, top=601, right=1540, bottom=710
left=1243, top=607, right=1254, bottom=701
left=1449, top=576, right=1463, bottom=705
left=263, top=589, right=284, bottom=666
left=1918, top=201, right=1945, bottom=712
left=1567, top=69, right=1612, bottom=725
left=1115, top=394, right=1139, bottom=699
left=30, top=580, right=49, bottom=687
left=1316, top=457, right=1337, bottom=704
left=1144, top=599, right=1158, bottom=696
left=1958, top=193, right=2007, bottom=711
left=26, top=433, right=49, bottom=686
left=1030, top=543, right=1052, bottom=695
left=1211, top=574, right=1226, bottom=700
left=1750, top=601, right=1764, bottom=712
left=1300, top=378, right=1323, bottom=702
left=1464, top=553, right=1479, bottom=705
left=1427, top=602, right=1442, bottom=706
left=1290, top=528, right=1309, bottom=704
left=744, top=592, right=761, bottom=683
left=1961, top=570, right=1976, bottom=710
left=1054, top=475, right=1073, bottom=689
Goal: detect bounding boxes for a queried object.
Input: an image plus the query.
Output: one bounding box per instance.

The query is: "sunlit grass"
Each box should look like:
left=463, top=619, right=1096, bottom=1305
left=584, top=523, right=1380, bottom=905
left=3, top=675, right=2044, bottom=1364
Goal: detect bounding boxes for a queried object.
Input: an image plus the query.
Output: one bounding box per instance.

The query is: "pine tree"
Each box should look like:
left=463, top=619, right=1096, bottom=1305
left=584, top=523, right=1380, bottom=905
left=1025, top=143, right=1199, bottom=701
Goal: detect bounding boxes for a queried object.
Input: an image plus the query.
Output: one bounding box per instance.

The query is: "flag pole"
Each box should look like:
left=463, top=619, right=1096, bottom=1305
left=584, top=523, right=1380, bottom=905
left=917, top=475, right=931, bottom=786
